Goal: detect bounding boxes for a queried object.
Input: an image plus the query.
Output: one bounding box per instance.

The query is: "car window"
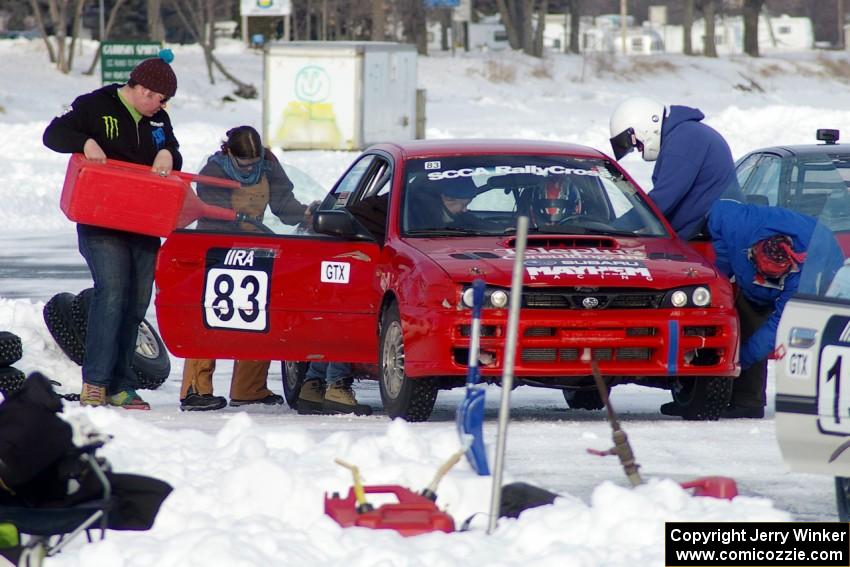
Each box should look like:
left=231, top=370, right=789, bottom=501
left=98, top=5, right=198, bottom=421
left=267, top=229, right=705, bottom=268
left=735, top=153, right=762, bottom=190
left=744, top=154, right=782, bottom=206
left=323, top=155, right=376, bottom=211
left=401, top=155, right=668, bottom=237
left=346, top=157, right=392, bottom=245
left=793, top=154, right=850, bottom=232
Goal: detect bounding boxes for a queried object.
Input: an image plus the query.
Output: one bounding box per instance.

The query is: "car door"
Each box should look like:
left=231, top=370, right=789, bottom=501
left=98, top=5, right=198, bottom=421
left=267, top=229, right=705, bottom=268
left=155, top=155, right=387, bottom=363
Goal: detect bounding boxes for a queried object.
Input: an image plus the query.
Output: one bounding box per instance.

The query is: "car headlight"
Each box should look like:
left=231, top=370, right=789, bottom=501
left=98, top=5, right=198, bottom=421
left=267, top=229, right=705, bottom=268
left=462, top=287, right=476, bottom=308
left=692, top=286, right=711, bottom=307
left=671, top=290, right=688, bottom=307
left=490, top=290, right=509, bottom=308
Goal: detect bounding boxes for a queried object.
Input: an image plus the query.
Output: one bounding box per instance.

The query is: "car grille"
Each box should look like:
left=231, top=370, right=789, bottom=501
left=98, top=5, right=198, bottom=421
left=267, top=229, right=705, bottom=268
left=520, top=347, right=652, bottom=362
left=523, top=287, right=665, bottom=309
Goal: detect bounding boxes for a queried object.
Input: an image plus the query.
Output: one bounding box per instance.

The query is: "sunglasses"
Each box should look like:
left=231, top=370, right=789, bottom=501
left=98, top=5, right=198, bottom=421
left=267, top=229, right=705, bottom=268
left=144, top=89, right=170, bottom=105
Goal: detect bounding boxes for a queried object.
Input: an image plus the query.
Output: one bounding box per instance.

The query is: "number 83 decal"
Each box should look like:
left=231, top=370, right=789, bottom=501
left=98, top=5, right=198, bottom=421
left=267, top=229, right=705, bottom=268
left=203, top=248, right=274, bottom=332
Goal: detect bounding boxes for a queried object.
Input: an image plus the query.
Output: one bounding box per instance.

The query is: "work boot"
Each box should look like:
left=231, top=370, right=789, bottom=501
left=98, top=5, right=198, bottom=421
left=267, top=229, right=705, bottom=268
left=230, top=393, right=284, bottom=407
left=296, top=379, right=325, bottom=415
left=107, top=389, right=151, bottom=410
left=322, top=380, right=372, bottom=416
left=180, top=387, right=227, bottom=412
left=80, top=383, right=106, bottom=407
left=721, top=404, right=764, bottom=419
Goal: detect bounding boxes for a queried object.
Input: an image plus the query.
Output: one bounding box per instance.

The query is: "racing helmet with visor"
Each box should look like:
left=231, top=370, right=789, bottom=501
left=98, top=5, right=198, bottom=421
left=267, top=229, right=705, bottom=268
left=531, top=177, right=582, bottom=224
left=609, top=96, right=666, bottom=162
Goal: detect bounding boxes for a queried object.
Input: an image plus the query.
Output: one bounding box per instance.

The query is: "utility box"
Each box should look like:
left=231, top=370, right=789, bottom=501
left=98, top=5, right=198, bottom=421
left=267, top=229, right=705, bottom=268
left=263, top=41, right=418, bottom=150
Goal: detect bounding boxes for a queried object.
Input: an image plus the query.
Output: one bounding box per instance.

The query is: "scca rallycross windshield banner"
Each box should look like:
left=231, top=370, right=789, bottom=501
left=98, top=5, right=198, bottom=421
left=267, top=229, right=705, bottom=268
left=425, top=164, right=602, bottom=181
left=665, top=522, right=849, bottom=567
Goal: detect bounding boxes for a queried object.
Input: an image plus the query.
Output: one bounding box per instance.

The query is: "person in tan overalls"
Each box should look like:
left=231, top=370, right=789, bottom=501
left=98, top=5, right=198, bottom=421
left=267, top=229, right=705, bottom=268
left=179, top=126, right=315, bottom=411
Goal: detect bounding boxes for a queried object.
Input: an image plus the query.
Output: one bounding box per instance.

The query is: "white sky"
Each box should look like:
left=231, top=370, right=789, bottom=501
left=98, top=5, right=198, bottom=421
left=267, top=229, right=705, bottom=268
left=1, top=38, right=848, bottom=566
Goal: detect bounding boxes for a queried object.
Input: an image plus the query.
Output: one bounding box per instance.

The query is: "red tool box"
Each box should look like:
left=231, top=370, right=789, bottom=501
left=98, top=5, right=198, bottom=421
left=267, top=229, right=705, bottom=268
left=324, top=486, right=456, bottom=537
left=60, top=153, right=240, bottom=237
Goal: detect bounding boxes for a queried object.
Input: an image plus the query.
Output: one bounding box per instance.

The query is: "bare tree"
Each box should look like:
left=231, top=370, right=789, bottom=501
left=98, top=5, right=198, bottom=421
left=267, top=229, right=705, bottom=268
left=167, top=0, right=257, bottom=97
left=495, top=0, right=547, bottom=57
left=84, top=0, right=129, bottom=75
left=682, top=0, right=693, bottom=55
left=742, top=0, right=765, bottom=56
left=696, top=0, right=716, bottom=57
left=148, top=0, right=165, bottom=42
left=29, top=0, right=88, bottom=72
left=371, top=0, right=385, bottom=41
left=567, top=0, right=580, bottom=54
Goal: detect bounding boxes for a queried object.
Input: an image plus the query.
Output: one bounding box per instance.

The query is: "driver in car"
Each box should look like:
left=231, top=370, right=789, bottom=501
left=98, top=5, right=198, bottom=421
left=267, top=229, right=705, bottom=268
left=529, top=177, right=582, bottom=226
left=407, top=176, right=488, bottom=230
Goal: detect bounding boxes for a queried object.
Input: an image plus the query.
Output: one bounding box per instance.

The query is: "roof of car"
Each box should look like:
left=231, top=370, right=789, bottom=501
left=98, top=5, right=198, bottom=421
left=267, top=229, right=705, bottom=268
left=370, top=139, right=608, bottom=160
left=743, top=142, right=850, bottom=158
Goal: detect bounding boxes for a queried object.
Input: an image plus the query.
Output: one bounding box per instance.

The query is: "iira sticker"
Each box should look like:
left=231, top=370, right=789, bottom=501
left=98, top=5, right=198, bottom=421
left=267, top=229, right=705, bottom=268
left=321, top=261, right=350, bottom=284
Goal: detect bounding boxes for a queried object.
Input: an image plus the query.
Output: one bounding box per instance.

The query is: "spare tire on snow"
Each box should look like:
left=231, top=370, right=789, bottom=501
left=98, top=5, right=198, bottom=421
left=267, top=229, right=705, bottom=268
left=42, top=289, right=171, bottom=390
left=0, top=366, right=25, bottom=397
left=0, top=331, right=23, bottom=367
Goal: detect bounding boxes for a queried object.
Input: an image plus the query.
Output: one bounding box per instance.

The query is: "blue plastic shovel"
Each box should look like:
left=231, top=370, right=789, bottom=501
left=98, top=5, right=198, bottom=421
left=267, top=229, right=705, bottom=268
left=456, top=278, right=490, bottom=476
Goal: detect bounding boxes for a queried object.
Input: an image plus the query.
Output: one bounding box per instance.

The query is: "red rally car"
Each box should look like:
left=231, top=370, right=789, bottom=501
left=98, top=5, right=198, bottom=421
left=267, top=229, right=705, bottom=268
left=155, top=140, right=739, bottom=421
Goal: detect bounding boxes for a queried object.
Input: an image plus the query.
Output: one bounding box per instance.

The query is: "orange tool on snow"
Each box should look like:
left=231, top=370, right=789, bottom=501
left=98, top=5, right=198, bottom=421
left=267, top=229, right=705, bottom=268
left=60, top=153, right=240, bottom=237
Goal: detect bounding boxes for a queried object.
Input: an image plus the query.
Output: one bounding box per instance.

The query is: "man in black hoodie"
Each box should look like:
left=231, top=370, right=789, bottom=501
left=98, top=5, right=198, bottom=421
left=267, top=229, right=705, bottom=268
left=43, top=50, right=182, bottom=410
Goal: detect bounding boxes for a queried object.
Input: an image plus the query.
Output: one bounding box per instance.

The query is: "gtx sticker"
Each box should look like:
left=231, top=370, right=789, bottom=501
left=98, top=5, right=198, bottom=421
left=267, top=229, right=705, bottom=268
left=203, top=248, right=274, bottom=332
left=426, top=165, right=601, bottom=181
left=524, top=257, right=652, bottom=281
left=321, top=261, right=350, bottom=284
left=785, top=349, right=811, bottom=380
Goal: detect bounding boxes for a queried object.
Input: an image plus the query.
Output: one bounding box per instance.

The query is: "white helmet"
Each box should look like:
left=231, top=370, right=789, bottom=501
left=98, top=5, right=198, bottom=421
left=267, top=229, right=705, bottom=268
left=609, top=96, right=667, bottom=162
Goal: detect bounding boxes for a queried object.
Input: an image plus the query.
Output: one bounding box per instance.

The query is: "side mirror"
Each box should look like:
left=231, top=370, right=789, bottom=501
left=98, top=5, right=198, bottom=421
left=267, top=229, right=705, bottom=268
left=313, top=209, right=375, bottom=241
left=746, top=194, right=770, bottom=207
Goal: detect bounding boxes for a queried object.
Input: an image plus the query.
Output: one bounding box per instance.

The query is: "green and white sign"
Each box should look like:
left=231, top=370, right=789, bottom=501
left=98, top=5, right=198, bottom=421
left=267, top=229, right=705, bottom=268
left=100, top=41, right=161, bottom=84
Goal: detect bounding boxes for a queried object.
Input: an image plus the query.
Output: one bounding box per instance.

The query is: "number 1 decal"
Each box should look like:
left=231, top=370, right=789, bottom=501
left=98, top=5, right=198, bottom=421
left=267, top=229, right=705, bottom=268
left=202, top=248, right=274, bottom=332
left=819, top=346, right=850, bottom=434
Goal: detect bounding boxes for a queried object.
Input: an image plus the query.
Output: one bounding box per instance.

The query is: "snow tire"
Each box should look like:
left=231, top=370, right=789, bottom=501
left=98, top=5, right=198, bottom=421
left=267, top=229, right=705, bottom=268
left=0, top=366, right=25, bottom=397
left=378, top=303, right=437, bottom=422
left=836, top=477, right=850, bottom=521
left=43, top=289, right=171, bottom=390
left=0, top=331, right=23, bottom=367
left=563, top=388, right=606, bottom=411
left=281, top=361, right=308, bottom=409
left=43, top=292, right=86, bottom=365
left=671, top=376, right=733, bottom=421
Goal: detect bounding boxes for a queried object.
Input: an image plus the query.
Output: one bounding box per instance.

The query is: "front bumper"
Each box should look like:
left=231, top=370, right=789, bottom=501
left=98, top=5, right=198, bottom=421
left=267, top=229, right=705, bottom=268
left=403, top=306, right=739, bottom=379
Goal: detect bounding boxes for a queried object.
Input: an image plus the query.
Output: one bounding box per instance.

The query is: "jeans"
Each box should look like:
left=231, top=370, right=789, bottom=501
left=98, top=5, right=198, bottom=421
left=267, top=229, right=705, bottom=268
left=77, top=224, right=160, bottom=394
left=305, top=362, right=352, bottom=385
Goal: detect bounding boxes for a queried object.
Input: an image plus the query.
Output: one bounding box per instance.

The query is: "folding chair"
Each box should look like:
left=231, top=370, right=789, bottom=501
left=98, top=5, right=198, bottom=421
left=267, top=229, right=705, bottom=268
left=0, top=446, right=112, bottom=557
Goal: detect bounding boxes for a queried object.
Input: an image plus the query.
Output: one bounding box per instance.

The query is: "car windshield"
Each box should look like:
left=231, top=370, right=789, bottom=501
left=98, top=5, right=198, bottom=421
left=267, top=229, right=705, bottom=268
left=790, top=153, right=850, bottom=233
left=401, top=155, right=668, bottom=237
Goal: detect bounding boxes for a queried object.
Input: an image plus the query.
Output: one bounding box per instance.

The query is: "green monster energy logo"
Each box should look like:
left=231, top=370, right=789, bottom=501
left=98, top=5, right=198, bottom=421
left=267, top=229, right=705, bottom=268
left=102, top=115, right=118, bottom=139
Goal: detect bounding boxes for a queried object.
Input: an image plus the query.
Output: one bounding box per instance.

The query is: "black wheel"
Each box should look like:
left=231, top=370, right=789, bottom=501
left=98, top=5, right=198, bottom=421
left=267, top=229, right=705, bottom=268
left=43, top=292, right=86, bottom=365
left=670, top=376, right=733, bottom=421
left=0, top=366, right=25, bottom=397
left=0, top=331, right=23, bottom=367
left=378, top=303, right=437, bottom=422
left=281, top=361, right=308, bottom=409
left=563, top=388, right=606, bottom=411
left=44, top=289, right=171, bottom=390
left=836, top=477, right=850, bottom=521
left=132, top=319, right=170, bottom=390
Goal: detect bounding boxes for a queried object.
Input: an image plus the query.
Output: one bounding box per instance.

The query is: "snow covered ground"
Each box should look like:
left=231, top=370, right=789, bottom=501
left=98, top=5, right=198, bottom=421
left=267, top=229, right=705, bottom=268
left=1, top=38, right=848, bottom=566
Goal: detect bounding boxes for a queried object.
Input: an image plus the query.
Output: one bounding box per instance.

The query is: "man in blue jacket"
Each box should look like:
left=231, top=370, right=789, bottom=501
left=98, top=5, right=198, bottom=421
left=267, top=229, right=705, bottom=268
left=704, top=200, right=843, bottom=418
left=609, top=97, right=743, bottom=240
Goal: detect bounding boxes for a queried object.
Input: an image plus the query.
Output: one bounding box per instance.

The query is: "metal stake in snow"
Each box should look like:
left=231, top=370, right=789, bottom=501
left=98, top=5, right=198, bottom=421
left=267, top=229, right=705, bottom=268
left=487, top=215, right=528, bottom=534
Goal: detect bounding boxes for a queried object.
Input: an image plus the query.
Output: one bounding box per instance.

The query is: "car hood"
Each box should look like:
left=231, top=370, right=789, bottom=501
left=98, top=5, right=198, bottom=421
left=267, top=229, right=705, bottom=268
left=404, top=234, right=718, bottom=288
